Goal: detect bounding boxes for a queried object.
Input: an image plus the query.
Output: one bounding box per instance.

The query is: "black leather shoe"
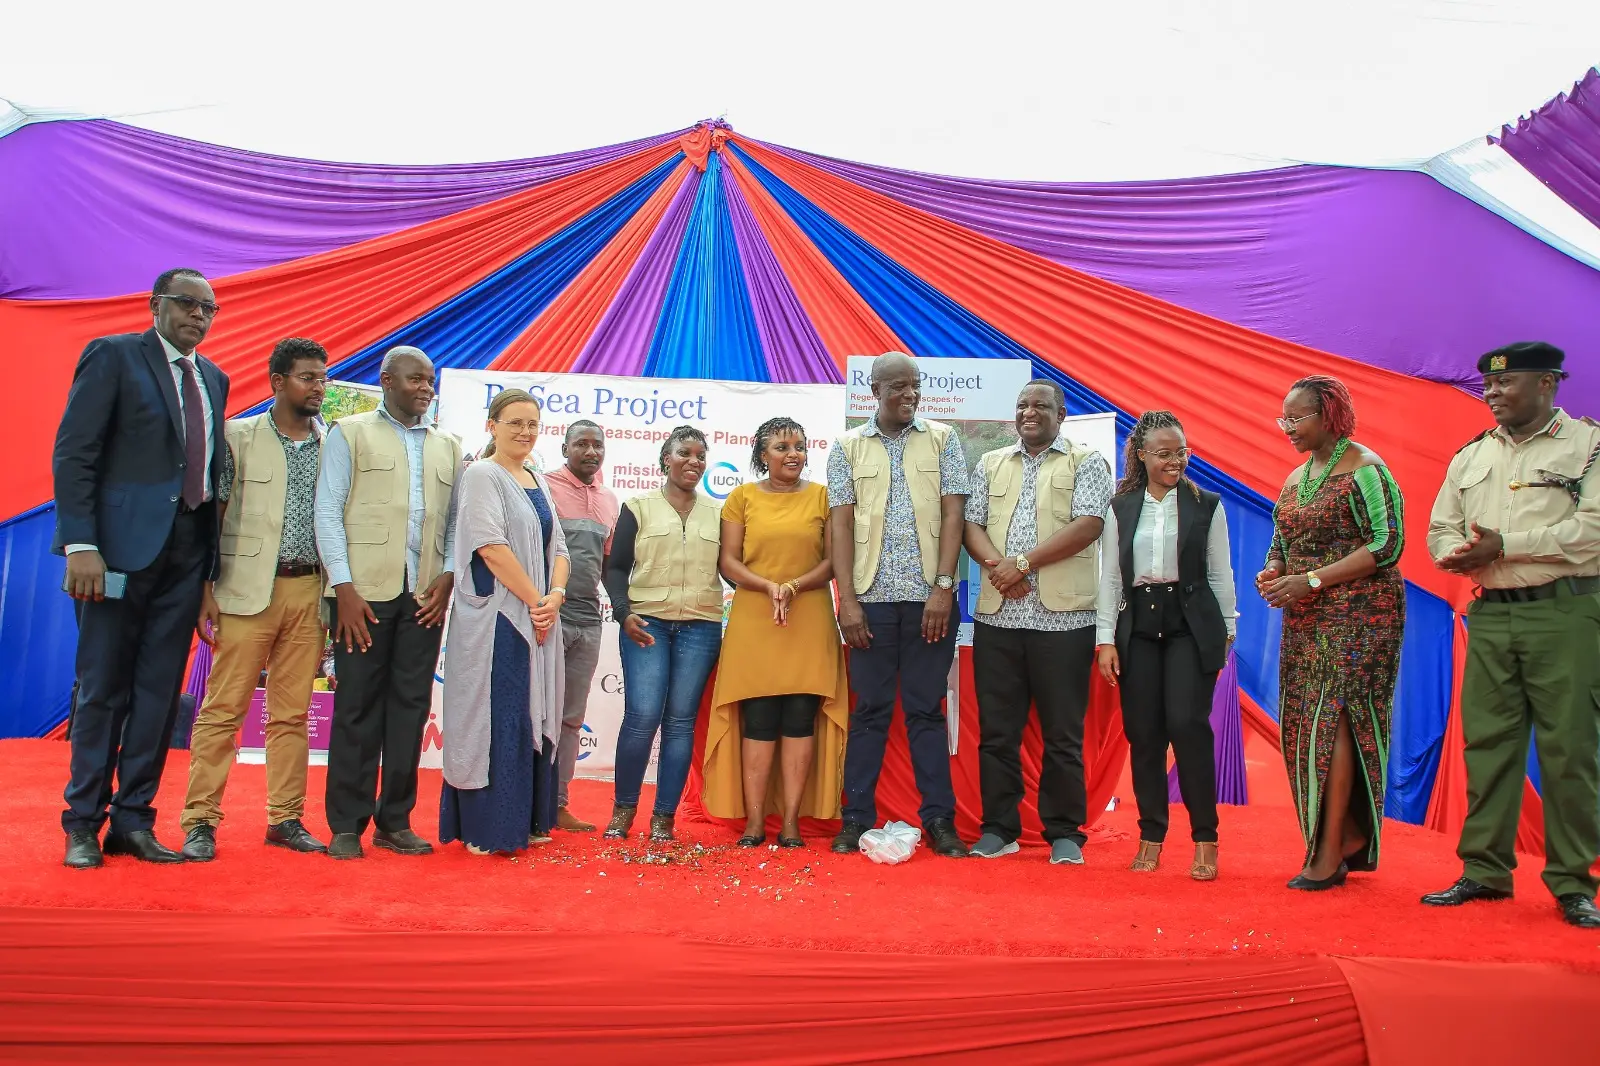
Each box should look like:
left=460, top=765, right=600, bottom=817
left=831, top=820, right=868, bottom=854
left=372, top=828, right=434, bottom=855
left=1420, top=876, right=1513, bottom=907
left=266, top=819, right=327, bottom=853
left=103, top=829, right=185, bottom=864
left=327, top=832, right=364, bottom=860
left=1286, top=862, right=1348, bottom=891
left=925, top=819, right=969, bottom=858
left=182, top=824, right=217, bottom=862
left=1558, top=894, right=1600, bottom=928
left=63, top=829, right=103, bottom=869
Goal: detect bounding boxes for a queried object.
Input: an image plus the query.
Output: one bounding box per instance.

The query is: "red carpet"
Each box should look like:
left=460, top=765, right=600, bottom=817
left=1, top=736, right=1597, bottom=1063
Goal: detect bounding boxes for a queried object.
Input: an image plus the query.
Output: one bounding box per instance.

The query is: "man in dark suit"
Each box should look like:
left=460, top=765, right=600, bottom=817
left=53, top=268, right=231, bottom=869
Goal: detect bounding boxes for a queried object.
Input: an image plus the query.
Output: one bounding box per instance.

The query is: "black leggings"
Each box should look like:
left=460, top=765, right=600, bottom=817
left=742, top=694, right=820, bottom=742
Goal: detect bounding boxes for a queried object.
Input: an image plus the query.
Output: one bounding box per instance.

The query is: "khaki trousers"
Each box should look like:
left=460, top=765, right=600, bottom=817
left=181, top=575, right=324, bottom=831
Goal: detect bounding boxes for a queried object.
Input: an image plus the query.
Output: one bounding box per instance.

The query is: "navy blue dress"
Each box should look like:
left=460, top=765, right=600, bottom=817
left=439, top=487, right=558, bottom=853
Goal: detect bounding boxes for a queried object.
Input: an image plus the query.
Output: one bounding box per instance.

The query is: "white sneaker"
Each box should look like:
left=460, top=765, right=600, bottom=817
left=970, top=832, right=1020, bottom=859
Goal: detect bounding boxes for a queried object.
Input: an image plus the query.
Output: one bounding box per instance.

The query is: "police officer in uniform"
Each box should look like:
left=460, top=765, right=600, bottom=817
left=1423, top=342, right=1600, bottom=929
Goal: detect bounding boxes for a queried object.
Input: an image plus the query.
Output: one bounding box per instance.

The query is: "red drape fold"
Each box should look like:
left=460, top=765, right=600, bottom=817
left=683, top=647, right=1127, bottom=844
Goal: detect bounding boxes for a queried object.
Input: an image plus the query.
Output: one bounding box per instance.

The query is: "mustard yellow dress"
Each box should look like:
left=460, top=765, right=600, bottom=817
left=702, top=481, right=849, bottom=820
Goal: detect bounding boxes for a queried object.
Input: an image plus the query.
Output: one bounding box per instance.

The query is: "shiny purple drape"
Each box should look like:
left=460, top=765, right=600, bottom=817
left=722, top=160, right=838, bottom=384
left=1169, top=651, right=1248, bottom=806
left=573, top=167, right=702, bottom=377
left=0, top=120, right=687, bottom=299
left=757, top=139, right=1600, bottom=414
left=1495, top=67, right=1600, bottom=231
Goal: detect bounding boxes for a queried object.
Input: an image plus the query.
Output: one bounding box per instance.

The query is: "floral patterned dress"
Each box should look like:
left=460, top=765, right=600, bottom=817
left=1270, top=466, right=1405, bottom=868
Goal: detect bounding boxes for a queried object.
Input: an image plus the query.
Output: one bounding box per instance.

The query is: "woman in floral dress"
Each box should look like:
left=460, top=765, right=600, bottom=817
left=1258, top=376, right=1405, bottom=891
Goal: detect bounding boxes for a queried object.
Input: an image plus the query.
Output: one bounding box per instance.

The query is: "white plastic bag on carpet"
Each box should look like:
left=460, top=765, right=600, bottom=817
left=858, top=821, right=921, bottom=864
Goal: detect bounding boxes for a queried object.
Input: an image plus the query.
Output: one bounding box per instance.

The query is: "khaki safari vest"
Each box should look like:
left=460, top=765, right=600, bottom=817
left=973, top=441, right=1101, bottom=615
left=324, top=409, right=461, bottom=602
left=626, top=491, right=724, bottom=623
left=840, top=419, right=952, bottom=595
left=214, top=413, right=320, bottom=617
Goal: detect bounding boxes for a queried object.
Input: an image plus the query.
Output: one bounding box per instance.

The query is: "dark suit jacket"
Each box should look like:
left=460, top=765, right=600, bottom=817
left=1110, top=486, right=1229, bottom=673
left=51, top=329, right=230, bottom=576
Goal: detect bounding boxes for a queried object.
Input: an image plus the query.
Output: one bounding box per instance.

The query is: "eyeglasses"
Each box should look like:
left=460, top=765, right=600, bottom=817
left=1276, top=414, right=1318, bottom=432
left=157, top=294, right=220, bottom=318
left=497, top=419, right=539, bottom=433
left=1143, top=448, right=1191, bottom=462
left=287, top=372, right=327, bottom=386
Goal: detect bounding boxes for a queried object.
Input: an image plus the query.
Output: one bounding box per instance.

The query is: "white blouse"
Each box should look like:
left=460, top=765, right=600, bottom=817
left=1094, top=489, right=1238, bottom=645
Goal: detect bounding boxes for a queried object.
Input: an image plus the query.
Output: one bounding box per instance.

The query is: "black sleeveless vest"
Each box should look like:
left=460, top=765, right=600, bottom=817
left=1110, top=486, right=1228, bottom=672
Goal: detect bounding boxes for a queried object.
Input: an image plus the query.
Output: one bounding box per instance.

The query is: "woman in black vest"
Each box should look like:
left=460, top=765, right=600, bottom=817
left=1095, top=411, right=1237, bottom=880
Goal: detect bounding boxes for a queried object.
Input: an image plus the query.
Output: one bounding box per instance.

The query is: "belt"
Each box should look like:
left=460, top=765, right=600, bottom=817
left=276, top=562, right=322, bottom=579
left=1479, top=576, right=1599, bottom=604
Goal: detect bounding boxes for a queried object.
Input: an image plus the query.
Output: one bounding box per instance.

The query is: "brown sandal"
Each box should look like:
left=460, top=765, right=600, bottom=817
left=1130, top=840, right=1162, bottom=872
left=603, top=804, right=637, bottom=840
left=1191, top=842, right=1219, bottom=881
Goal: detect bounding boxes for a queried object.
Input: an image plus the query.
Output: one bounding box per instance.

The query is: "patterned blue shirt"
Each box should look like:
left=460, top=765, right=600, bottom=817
left=964, top=437, right=1112, bottom=632
left=826, top=414, right=970, bottom=603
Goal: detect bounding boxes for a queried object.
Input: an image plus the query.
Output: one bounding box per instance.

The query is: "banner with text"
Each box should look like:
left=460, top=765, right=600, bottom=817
left=426, top=369, right=846, bottom=780
left=843, top=357, right=1116, bottom=750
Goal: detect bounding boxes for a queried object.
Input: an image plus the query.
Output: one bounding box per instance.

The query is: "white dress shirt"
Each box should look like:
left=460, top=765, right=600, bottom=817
left=65, top=329, right=216, bottom=556
left=1094, top=488, right=1238, bottom=645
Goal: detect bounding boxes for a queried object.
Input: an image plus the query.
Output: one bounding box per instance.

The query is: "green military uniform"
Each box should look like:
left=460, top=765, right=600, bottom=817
left=1428, top=399, right=1600, bottom=901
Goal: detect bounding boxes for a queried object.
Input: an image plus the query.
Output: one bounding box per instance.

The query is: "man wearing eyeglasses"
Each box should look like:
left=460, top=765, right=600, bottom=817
left=53, top=268, right=231, bottom=869
left=314, top=346, right=460, bottom=860
left=179, top=338, right=332, bottom=862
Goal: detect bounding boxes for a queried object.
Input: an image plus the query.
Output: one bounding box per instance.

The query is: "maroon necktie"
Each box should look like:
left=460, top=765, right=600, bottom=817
left=178, top=358, right=207, bottom=508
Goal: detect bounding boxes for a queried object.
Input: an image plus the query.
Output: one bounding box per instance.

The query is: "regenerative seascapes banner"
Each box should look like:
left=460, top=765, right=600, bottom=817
left=407, top=363, right=1114, bottom=779
left=425, top=370, right=846, bottom=779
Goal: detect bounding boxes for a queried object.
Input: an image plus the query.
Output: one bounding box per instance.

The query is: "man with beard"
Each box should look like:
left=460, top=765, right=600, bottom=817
left=55, top=268, right=231, bottom=868
left=315, top=346, right=460, bottom=860
left=827, top=351, right=971, bottom=858
left=963, top=380, right=1111, bottom=865
left=180, top=338, right=332, bottom=861
left=544, top=419, right=619, bottom=833
left=1425, top=342, right=1600, bottom=929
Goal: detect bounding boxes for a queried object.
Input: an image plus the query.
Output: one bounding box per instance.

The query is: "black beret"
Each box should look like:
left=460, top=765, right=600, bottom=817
left=1478, top=342, right=1566, bottom=376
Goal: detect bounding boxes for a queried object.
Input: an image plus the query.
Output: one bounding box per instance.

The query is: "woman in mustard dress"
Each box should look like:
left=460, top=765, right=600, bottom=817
left=706, top=417, right=849, bottom=847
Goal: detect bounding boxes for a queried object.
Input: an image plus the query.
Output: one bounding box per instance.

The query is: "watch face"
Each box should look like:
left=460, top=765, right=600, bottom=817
left=935, top=576, right=954, bottom=590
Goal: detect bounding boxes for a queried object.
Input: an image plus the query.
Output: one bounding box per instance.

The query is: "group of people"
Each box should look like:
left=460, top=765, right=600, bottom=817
left=50, top=269, right=1600, bottom=930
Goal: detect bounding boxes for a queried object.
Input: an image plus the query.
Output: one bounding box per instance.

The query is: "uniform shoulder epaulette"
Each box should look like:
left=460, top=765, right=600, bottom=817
left=1453, top=429, right=1493, bottom=457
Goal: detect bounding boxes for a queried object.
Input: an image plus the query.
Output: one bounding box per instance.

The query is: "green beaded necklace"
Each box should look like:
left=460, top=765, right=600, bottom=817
left=1297, top=437, right=1351, bottom=505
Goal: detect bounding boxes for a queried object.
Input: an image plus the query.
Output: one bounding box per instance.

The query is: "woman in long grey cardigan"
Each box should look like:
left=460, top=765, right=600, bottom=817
left=440, top=389, right=570, bottom=856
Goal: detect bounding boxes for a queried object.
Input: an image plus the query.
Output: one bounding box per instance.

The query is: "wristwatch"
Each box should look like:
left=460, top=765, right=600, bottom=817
left=1306, top=571, right=1322, bottom=591
left=1014, top=555, right=1031, bottom=574
left=935, top=574, right=955, bottom=591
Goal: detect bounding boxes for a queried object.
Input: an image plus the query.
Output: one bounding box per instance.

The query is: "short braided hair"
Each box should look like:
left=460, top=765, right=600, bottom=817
left=750, top=417, right=807, bottom=476
left=1116, top=410, right=1198, bottom=499
left=659, top=425, right=708, bottom=473
left=1289, top=375, right=1357, bottom=441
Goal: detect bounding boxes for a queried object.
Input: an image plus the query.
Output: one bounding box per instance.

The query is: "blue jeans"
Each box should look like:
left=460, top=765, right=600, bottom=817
left=615, top=617, right=722, bottom=815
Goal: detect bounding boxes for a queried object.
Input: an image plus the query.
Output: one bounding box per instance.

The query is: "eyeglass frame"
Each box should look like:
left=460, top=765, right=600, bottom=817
left=1139, top=447, right=1193, bottom=463
left=495, top=417, right=541, bottom=433
left=155, top=293, right=221, bottom=318
left=1276, top=413, right=1319, bottom=432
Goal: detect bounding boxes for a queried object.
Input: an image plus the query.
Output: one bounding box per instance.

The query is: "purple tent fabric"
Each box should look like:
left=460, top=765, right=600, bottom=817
left=573, top=168, right=702, bottom=376
left=1169, top=651, right=1247, bottom=806
left=0, top=120, right=687, bottom=300
left=722, top=160, right=839, bottom=384
left=760, top=140, right=1600, bottom=415
left=1495, top=67, right=1600, bottom=231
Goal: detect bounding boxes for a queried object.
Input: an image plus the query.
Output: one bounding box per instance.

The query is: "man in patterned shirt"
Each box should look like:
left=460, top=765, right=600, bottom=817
left=827, top=352, right=971, bottom=858
left=963, top=380, right=1111, bottom=865
left=180, top=338, right=331, bottom=861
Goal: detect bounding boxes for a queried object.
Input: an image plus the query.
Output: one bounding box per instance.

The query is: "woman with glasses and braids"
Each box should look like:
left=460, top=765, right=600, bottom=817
left=1259, top=375, right=1405, bottom=891
left=600, top=426, right=723, bottom=842
left=1095, top=412, right=1236, bottom=880
left=703, top=417, right=848, bottom=847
